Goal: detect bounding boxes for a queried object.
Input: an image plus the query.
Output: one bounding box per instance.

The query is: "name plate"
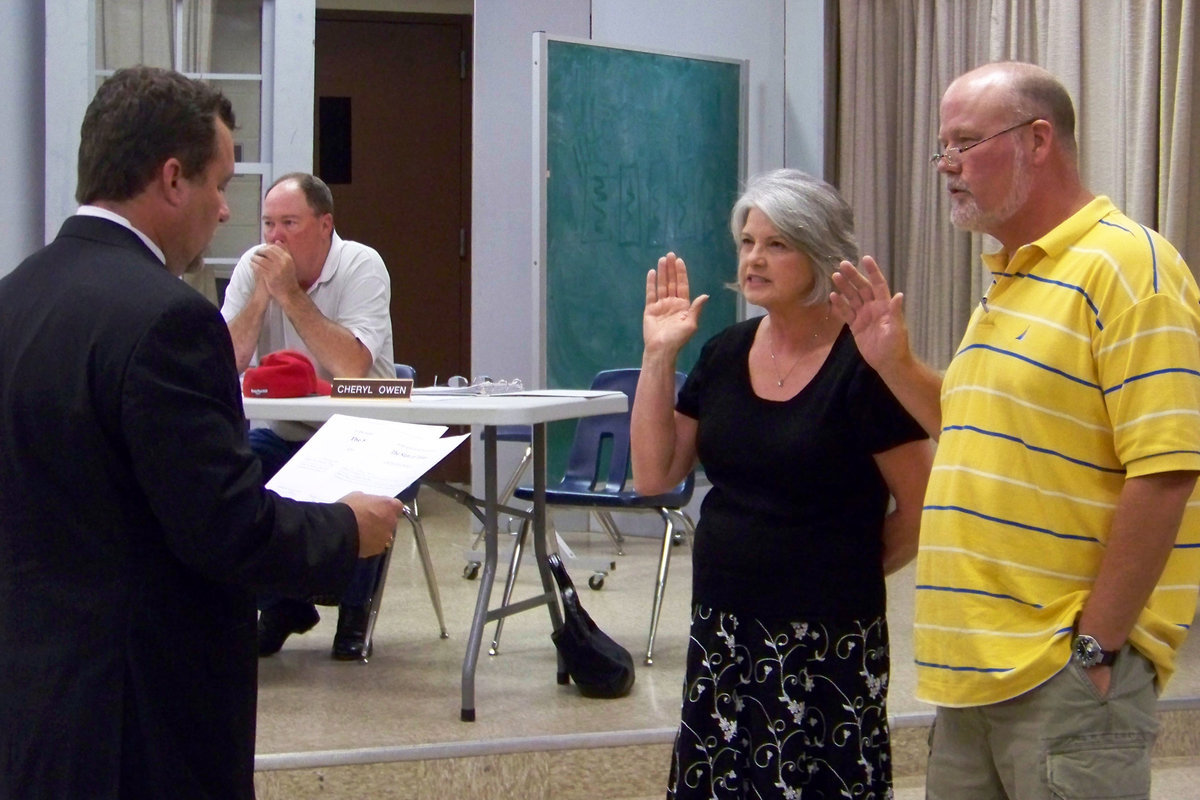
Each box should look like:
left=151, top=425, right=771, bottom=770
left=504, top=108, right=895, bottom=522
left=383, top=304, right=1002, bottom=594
left=330, top=378, right=414, bottom=399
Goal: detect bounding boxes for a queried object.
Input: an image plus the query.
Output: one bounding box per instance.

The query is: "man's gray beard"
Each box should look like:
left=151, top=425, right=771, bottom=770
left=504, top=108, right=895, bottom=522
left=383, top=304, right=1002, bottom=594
left=950, top=146, right=1033, bottom=233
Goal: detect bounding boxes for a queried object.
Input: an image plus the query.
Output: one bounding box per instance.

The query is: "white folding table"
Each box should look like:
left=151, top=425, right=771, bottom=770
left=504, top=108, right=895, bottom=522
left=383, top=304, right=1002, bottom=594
left=242, top=390, right=628, bottom=720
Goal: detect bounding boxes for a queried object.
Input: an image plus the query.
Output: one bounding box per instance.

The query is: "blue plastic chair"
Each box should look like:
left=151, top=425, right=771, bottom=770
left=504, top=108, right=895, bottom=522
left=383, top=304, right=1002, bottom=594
left=506, top=368, right=695, bottom=665
left=361, top=364, right=448, bottom=658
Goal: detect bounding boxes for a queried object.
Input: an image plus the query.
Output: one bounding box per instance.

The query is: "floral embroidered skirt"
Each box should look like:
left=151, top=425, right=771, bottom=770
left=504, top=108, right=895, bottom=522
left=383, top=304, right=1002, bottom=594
left=667, top=605, right=893, bottom=800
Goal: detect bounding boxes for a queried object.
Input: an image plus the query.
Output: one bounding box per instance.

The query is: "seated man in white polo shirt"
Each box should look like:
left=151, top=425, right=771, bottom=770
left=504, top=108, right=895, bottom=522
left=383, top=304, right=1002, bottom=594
left=222, top=172, right=395, bottom=660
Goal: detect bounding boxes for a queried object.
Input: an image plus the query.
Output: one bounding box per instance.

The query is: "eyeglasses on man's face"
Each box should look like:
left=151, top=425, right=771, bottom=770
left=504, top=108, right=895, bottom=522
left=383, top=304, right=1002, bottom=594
left=930, top=118, right=1040, bottom=168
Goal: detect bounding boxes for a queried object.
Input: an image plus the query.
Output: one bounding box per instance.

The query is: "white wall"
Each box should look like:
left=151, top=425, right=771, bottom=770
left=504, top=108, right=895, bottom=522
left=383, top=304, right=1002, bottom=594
left=267, top=4, right=318, bottom=180
left=471, top=0, right=828, bottom=387
left=1, top=2, right=45, bottom=276
left=470, top=0, right=827, bottom=519
left=784, top=1, right=831, bottom=174
left=43, top=0, right=92, bottom=244
left=9, top=0, right=827, bottom=504
left=471, top=0, right=589, bottom=394
left=469, top=1, right=589, bottom=494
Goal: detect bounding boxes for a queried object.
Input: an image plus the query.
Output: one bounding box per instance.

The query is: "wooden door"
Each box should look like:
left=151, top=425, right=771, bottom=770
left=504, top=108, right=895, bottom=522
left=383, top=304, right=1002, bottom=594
left=316, top=11, right=472, bottom=480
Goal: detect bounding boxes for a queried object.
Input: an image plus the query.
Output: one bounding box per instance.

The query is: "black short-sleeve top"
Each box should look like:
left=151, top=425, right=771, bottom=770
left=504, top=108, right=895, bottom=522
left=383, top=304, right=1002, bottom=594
left=675, top=317, right=927, bottom=621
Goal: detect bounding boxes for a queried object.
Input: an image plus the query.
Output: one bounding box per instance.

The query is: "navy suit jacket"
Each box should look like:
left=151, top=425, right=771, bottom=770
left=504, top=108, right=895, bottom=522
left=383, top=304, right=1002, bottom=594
left=0, top=216, right=359, bottom=799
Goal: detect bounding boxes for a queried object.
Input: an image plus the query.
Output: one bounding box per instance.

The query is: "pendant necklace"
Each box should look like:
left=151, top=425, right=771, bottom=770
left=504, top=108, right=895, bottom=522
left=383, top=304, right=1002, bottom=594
left=768, top=317, right=827, bottom=387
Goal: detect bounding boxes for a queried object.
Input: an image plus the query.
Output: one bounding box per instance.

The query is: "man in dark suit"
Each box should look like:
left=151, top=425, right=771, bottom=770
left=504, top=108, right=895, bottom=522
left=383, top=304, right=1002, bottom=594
left=0, top=66, right=403, bottom=799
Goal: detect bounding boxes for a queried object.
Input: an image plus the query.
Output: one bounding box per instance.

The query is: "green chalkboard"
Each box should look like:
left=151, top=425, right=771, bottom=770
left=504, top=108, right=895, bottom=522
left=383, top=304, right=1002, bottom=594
left=536, top=36, right=745, bottom=478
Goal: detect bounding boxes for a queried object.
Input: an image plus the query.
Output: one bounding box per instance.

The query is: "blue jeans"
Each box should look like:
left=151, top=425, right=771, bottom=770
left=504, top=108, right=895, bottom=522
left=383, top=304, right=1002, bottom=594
left=250, top=427, right=381, bottom=608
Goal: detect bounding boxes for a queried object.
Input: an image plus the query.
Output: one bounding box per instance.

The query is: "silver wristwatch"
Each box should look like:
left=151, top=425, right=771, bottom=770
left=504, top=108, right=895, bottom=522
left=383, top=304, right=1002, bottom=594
left=1072, top=633, right=1118, bottom=668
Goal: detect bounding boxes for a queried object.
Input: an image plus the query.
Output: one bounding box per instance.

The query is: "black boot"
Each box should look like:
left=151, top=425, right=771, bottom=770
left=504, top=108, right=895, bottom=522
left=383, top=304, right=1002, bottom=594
left=332, top=603, right=372, bottom=661
left=258, top=600, right=319, bottom=657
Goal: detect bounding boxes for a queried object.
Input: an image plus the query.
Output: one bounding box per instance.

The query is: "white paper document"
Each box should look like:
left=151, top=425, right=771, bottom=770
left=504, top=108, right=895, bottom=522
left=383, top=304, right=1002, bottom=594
left=265, top=413, right=469, bottom=503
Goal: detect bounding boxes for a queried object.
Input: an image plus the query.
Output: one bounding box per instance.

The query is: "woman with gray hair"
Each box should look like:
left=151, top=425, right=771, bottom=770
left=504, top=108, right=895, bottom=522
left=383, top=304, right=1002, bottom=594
left=632, top=168, right=931, bottom=799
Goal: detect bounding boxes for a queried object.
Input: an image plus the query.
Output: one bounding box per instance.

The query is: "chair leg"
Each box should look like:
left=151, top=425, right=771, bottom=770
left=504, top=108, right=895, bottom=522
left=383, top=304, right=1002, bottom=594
left=489, top=517, right=529, bottom=655
left=468, top=443, right=533, bottom=551
left=499, top=444, right=533, bottom=506
left=361, top=529, right=395, bottom=660
left=669, top=509, right=696, bottom=546
left=406, top=504, right=448, bottom=639
left=593, top=510, right=625, bottom=556
left=645, top=507, right=693, bottom=666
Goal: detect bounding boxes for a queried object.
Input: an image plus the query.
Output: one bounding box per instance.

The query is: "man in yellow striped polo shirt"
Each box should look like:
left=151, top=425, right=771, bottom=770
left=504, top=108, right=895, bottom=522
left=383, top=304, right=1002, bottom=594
left=831, top=61, right=1200, bottom=800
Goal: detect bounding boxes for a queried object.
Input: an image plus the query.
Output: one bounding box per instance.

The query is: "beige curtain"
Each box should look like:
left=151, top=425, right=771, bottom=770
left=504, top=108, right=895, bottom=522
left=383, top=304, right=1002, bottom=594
left=97, top=0, right=173, bottom=69
left=1159, top=2, right=1200, bottom=266
left=836, top=0, right=1198, bottom=369
left=183, top=0, right=215, bottom=74
left=96, top=0, right=214, bottom=71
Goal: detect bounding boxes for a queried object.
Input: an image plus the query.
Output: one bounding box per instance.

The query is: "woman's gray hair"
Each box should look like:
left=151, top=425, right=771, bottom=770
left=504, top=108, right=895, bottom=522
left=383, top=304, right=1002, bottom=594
left=729, top=168, right=859, bottom=306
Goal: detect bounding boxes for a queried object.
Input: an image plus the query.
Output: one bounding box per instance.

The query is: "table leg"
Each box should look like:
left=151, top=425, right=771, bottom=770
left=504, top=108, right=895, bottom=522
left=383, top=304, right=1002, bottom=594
left=460, top=425, right=499, bottom=721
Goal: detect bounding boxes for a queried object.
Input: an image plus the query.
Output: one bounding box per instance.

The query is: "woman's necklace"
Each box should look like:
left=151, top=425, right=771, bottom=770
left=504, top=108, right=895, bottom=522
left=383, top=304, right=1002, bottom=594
left=768, top=316, right=828, bottom=387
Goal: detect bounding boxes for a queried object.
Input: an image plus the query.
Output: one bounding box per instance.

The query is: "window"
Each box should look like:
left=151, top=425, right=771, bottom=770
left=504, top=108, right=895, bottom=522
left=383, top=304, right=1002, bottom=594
left=94, top=0, right=269, bottom=297
left=47, top=0, right=313, bottom=300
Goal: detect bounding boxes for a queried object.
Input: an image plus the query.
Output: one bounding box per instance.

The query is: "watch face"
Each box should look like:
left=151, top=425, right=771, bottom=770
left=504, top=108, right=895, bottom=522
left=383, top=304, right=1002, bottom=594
left=1073, top=634, right=1104, bottom=667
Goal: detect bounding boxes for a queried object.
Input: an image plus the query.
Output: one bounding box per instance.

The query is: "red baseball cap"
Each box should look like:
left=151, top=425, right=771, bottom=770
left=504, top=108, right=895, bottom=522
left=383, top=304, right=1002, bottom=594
left=242, top=350, right=332, bottom=398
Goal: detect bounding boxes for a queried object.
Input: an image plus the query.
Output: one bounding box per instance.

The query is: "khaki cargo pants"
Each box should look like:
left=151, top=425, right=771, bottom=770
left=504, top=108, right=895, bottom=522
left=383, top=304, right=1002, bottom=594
left=925, top=646, right=1157, bottom=800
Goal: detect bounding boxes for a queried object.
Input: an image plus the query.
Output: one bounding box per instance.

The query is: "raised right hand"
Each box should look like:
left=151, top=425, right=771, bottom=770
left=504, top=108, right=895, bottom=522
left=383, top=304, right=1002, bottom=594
left=339, top=491, right=405, bottom=558
left=643, top=252, right=709, bottom=355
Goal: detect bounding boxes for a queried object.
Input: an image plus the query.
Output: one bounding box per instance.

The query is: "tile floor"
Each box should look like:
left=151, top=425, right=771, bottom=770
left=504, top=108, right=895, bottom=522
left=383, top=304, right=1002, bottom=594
left=254, top=487, right=1200, bottom=797
left=255, top=489, right=695, bottom=758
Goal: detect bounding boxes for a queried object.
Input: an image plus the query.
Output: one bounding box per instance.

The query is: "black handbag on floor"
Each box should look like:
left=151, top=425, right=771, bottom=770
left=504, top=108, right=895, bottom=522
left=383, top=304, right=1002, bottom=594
left=547, top=553, right=635, bottom=698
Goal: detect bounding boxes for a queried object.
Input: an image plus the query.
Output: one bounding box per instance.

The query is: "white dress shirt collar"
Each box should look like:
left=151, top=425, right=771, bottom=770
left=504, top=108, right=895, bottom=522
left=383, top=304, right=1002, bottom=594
left=76, top=205, right=167, bottom=265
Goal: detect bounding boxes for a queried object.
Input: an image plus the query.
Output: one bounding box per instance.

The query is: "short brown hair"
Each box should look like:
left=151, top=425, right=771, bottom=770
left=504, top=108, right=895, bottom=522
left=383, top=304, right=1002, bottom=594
left=76, top=66, right=236, bottom=205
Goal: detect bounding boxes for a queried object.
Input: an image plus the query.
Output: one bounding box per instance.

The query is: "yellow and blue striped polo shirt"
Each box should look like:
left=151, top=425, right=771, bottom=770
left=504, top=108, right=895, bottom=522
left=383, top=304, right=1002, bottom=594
left=915, top=196, right=1200, bottom=707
